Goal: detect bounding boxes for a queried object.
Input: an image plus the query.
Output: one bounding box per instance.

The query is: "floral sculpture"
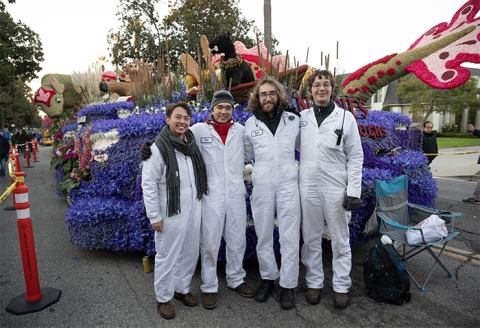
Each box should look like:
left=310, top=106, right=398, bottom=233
left=53, top=91, right=433, bottom=259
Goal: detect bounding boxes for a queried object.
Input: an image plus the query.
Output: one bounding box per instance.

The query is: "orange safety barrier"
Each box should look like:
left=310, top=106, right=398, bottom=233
left=14, top=146, right=21, bottom=174
left=33, top=140, right=39, bottom=162
left=24, top=143, right=33, bottom=168
left=5, top=172, right=61, bottom=315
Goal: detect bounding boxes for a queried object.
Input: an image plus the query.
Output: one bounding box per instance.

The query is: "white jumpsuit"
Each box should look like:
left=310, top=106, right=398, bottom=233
left=142, top=144, right=201, bottom=303
left=190, top=122, right=248, bottom=293
left=244, top=111, right=301, bottom=289
left=298, top=105, right=363, bottom=293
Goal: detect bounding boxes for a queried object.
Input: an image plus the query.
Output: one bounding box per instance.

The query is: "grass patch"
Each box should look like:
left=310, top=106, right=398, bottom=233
left=437, top=137, right=480, bottom=149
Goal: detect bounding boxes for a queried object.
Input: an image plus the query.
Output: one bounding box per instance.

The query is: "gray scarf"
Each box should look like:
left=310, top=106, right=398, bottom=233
left=155, top=126, right=208, bottom=217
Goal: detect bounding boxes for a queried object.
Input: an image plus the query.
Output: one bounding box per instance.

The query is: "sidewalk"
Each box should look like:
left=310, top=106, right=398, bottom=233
left=1, top=146, right=479, bottom=327
left=430, top=146, right=480, bottom=178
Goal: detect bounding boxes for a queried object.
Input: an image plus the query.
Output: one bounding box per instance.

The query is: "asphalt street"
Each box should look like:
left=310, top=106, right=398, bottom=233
left=0, top=146, right=479, bottom=328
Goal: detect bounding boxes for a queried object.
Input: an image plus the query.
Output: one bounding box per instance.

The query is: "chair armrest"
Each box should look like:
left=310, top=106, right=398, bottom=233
left=408, top=203, right=462, bottom=219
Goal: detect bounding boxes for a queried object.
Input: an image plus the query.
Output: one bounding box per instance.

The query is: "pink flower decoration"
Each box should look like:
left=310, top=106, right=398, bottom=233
left=368, top=76, right=377, bottom=84
left=387, top=68, right=396, bottom=75
left=361, top=85, right=369, bottom=93
left=377, top=70, right=385, bottom=78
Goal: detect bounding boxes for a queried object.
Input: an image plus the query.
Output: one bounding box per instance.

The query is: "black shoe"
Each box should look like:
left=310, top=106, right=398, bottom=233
left=462, top=197, right=480, bottom=204
left=255, top=280, right=274, bottom=302
left=334, top=292, right=350, bottom=309
left=306, top=288, right=322, bottom=305
left=279, top=288, right=295, bottom=309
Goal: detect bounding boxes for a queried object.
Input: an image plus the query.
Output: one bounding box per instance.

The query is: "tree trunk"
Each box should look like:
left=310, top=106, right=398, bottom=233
left=264, top=0, right=272, bottom=52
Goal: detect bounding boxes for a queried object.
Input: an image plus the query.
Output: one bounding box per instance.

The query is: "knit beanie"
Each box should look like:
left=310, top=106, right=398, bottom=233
left=211, top=90, right=235, bottom=108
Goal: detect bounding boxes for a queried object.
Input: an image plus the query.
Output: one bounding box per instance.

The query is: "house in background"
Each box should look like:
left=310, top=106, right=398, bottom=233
left=360, top=67, right=480, bottom=132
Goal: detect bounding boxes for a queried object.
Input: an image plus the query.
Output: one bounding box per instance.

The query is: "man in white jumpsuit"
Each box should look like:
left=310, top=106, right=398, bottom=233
left=244, top=77, right=301, bottom=310
left=298, top=70, right=363, bottom=309
left=142, top=102, right=208, bottom=319
left=190, top=90, right=255, bottom=309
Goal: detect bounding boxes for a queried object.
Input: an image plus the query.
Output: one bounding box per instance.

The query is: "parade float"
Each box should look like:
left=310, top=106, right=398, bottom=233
left=40, top=0, right=479, bottom=259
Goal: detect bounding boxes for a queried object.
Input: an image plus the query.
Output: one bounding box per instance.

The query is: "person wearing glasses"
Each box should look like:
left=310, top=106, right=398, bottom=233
left=421, top=121, right=438, bottom=165
left=298, top=70, right=363, bottom=309
left=244, top=77, right=301, bottom=310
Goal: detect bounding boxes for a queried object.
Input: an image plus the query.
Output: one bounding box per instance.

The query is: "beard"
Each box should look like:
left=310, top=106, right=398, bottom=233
left=261, top=100, right=277, bottom=115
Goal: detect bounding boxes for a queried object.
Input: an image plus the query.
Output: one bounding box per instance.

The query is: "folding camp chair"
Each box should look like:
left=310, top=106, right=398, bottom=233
left=374, top=175, right=462, bottom=291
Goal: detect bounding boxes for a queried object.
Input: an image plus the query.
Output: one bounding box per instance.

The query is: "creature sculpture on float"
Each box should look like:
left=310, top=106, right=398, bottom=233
left=341, top=0, right=480, bottom=100
left=34, top=74, right=81, bottom=118
left=208, top=31, right=255, bottom=87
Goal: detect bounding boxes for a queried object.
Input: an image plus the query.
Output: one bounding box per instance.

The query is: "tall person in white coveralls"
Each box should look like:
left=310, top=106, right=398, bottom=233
left=190, top=90, right=255, bottom=309
left=244, top=77, right=301, bottom=310
left=298, top=70, right=363, bottom=309
left=142, top=102, right=209, bottom=320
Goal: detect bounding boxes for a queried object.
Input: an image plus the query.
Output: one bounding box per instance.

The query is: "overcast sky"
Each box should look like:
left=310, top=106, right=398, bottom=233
left=6, top=0, right=478, bottom=91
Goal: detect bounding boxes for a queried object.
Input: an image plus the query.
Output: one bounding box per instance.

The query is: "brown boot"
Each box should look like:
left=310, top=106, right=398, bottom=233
left=157, top=301, right=175, bottom=319
left=202, top=293, right=217, bottom=309
left=174, top=292, right=198, bottom=307
left=232, top=282, right=255, bottom=298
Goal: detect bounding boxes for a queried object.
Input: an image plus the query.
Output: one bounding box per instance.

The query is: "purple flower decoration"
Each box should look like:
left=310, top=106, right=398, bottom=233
left=56, top=100, right=437, bottom=257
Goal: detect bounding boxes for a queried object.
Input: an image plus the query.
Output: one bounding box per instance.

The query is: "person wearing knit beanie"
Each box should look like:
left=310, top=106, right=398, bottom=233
left=211, top=90, right=235, bottom=108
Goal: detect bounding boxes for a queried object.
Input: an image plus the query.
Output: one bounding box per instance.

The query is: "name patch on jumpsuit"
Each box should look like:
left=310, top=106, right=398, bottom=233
left=300, top=121, right=308, bottom=127
left=251, top=129, right=263, bottom=137
left=200, top=137, right=213, bottom=143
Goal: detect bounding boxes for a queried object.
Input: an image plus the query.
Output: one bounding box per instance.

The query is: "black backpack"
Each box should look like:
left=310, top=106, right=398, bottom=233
left=363, top=238, right=412, bottom=305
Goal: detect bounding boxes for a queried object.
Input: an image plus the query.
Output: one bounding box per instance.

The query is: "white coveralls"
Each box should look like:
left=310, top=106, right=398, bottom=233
left=244, top=111, right=301, bottom=289
left=190, top=122, right=248, bottom=293
left=142, top=144, right=201, bottom=303
left=298, top=105, right=363, bottom=293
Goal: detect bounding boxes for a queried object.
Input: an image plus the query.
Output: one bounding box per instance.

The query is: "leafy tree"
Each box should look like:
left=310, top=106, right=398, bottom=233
left=1, top=80, right=41, bottom=128
left=163, top=0, right=260, bottom=70
left=0, top=0, right=15, bottom=12
left=107, top=0, right=163, bottom=69
left=0, top=11, right=44, bottom=86
left=107, top=0, right=279, bottom=71
left=0, top=7, right=44, bottom=129
left=396, top=74, right=480, bottom=125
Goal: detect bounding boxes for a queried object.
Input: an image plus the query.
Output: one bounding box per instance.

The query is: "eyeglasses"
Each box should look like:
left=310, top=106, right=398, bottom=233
left=259, top=91, right=278, bottom=99
left=312, top=83, right=332, bottom=89
left=215, top=105, right=233, bottom=111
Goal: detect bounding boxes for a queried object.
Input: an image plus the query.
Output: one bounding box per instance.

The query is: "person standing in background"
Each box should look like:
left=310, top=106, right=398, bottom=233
left=0, top=132, right=10, bottom=178
left=422, top=121, right=438, bottom=166
left=19, top=129, right=31, bottom=159
left=462, top=122, right=480, bottom=204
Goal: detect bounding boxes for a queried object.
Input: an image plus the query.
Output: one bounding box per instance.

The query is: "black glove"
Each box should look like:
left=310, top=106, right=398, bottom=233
left=343, top=195, right=362, bottom=211
left=141, top=141, right=153, bottom=161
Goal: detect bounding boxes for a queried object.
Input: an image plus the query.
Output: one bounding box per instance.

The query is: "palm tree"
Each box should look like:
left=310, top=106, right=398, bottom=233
left=264, top=0, right=272, bottom=51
